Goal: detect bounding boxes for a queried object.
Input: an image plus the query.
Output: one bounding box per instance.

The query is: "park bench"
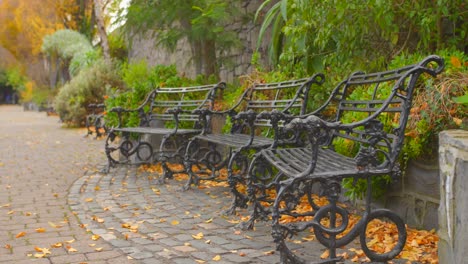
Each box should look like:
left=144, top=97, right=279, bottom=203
left=103, top=82, right=226, bottom=177
left=183, top=75, right=325, bottom=215
left=84, top=103, right=108, bottom=138
left=245, top=55, right=444, bottom=263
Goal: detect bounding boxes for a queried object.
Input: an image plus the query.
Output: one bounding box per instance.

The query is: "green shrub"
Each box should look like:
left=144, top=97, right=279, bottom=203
left=104, top=62, right=210, bottom=128
left=341, top=49, right=467, bottom=200
left=54, top=59, right=124, bottom=126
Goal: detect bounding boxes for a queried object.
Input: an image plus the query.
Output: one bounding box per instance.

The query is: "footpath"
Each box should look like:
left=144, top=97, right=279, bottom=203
left=0, top=105, right=365, bottom=264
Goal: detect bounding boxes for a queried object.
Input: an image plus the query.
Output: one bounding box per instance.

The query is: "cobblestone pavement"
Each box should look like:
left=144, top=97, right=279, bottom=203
left=1, top=105, right=408, bottom=264
left=0, top=106, right=136, bottom=264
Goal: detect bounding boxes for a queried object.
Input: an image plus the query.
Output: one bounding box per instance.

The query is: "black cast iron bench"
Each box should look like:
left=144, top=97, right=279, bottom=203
left=84, top=103, right=108, bottom=138
left=183, top=75, right=325, bottom=215
left=104, top=82, right=225, bottom=177
left=245, top=55, right=444, bottom=263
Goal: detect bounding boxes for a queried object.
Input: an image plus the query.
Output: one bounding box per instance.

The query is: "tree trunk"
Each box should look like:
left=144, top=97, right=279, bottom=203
left=192, top=40, right=203, bottom=76
left=202, top=39, right=217, bottom=77
left=93, top=0, right=110, bottom=61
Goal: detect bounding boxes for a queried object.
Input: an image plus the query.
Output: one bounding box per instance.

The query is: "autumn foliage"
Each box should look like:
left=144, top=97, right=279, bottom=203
left=0, top=0, right=90, bottom=61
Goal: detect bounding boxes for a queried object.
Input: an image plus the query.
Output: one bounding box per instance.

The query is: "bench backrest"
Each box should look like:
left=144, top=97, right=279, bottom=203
left=231, top=74, right=325, bottom=135
left=315, top=55, right=444, bottom=168
left=142, top=82, right=225, bottom=128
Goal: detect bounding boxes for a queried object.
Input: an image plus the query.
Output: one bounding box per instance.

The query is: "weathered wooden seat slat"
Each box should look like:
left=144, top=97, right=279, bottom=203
left=245, top=55, right=444, bottom=263
left=104, top=82, right=225, bottom=178
left=183, top=75, right=325, bottom=214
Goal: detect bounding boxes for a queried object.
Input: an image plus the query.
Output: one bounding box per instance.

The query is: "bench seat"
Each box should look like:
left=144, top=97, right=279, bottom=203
left=193, top=133, right=273, bottom=148
left=262, top=147, right=357, bottom=178
left=113, top=127, right=201, bottom=135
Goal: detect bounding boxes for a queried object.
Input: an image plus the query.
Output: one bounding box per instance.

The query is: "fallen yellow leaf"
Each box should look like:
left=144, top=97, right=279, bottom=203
left=95, top=247, right=103, bottom=252
left=4, top=244, right=11, bottom=249
left=320, top=250, right=329, bottom=259
left=15, top=232, right=26, bottom=238
left=34, top=253, right=45, bottom=258
left=212, top=255, right=221, bottom=261
left=66, top=239, right=75, bottom=244
left=35, top=228, right=46, bottom=233
left=192, top=232, right=204, bottom=240
left=91, top=235, right=100, bottom=241
left=85, top=198, right=94, bottom=202
left=51, top=243, right=62, bottom=248
left=171, top=220, right=180, bottom=225
left=67, top=247, right=78, bottom=252
left=48, top=221, right=62, bottom=228
left=92, top=216, right=105, bottom=223
left=451, top=56, right=462, bottom=68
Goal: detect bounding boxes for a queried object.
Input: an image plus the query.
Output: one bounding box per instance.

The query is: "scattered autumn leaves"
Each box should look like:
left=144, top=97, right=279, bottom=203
left=1, top=202, right=107, bottom=260
left=139, top=163, right=440, bottom=263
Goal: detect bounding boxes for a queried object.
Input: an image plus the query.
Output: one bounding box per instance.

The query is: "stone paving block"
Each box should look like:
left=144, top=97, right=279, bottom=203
left=172, top=245, right=197, bottom=253
left=49, top=253, right=88, bottom=263
left=221, top=252, right=253, bottom=263
left=159, top=238, right=182, bottom=247
left=86, top=249, right=123, bottom=260
left=131, top=237, right=154, bottom=245
left=5, top=259, right=52, bottom=264
left=142, top=244, right=165, bottom=252
left=156, top=249, right=182, bottom=259
left=141, top=258, right=169, bottom=264
left=108, top=239, right=133, bottom=248
left=172, top=258, right=199, bottom=264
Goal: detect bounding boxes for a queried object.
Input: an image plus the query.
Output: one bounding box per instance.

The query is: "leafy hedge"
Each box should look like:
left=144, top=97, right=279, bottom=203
left=54, top=59, right=124, bottom=125
left=104, top=62, right=216, bottom=128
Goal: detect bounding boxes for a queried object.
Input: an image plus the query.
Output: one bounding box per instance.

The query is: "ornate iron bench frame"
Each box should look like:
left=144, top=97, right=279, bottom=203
left=246, top=56, right=444, bottom=263
left=103, top=82, right=226, bottom=177
left=84, top=103, right=108, bottom=138
left=183, top=75, right=325, bottom=215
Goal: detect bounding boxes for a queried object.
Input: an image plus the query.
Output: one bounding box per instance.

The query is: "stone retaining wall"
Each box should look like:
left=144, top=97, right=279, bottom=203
left=128, top=0, right=270, bottom=83
left=382, top=159, right=440, bottom=230
left=438, top=130, right=468, bottom=264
